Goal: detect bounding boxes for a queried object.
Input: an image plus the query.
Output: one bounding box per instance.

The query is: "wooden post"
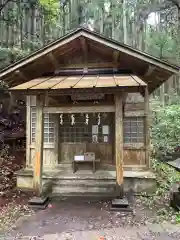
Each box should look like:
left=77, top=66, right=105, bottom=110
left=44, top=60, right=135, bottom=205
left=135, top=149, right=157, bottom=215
left=144, top=87, right=150, bottom=168
left=26, top=96, right=31, bottom=167
left=33, top=95, right=44, bottom=196
left=114, top=94, right=124, bottom=198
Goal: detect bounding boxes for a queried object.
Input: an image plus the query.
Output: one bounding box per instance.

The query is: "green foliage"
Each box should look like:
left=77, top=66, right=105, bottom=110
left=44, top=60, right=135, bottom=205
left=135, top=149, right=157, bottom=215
left=146, top=29, right=176, bottom=60
left=152, top=159, right=180, bottom=190
left=176, top=214, right=180, bottom=223
left=140, top=97, right=180, bottom=223
left=151, top=96, right=180, bottom=155
left=141, top=158, right=180, bottom=223
left=0, top=47, right=30, bottom=70
left=39, top=0, right=61, bottom=23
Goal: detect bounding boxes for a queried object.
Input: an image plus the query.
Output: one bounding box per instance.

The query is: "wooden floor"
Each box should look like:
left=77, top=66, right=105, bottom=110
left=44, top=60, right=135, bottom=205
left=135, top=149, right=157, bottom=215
left=43, top=168, right=155, bottom=180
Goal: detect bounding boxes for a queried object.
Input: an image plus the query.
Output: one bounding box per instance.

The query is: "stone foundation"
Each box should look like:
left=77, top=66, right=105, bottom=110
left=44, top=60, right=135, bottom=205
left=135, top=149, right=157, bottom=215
left=16, top=168, right=156, bottom=196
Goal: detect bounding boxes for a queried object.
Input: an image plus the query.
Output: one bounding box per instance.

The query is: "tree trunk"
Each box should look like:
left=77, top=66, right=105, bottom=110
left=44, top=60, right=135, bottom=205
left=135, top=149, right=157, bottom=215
left=70, top=0, right=79, bottom=29
left=123, top=0, right=127, bottom=44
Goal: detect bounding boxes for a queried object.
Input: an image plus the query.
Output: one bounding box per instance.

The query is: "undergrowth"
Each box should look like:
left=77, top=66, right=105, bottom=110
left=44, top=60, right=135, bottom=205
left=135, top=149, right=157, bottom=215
left=139, top=97, right=180, bottom=224
left=0, top=203, right=33, bottom=231
left=141, top=158, right=180, bottom=224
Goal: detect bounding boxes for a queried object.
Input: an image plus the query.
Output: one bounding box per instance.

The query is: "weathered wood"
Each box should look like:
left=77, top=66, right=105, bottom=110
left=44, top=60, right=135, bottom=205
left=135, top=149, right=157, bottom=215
left=123, top=143, right=144, bottom=149
left=11, top=86, right=145, bottom=96
left=80, top=36, right=88, bottom=67
left=81, top=31, right=178, bottom=73
left=125, top=93, right=144, bottom=103
left=59, top=143, right=113, bottom=165
left=60, top=143, right=86, bottom=163
left=54, top=114, right=59, bottom=166
left=33, top=95, right=44, bottom=196
left=11, top=74, right=144, bottom=91
left=26, top=96, right=31, bottom=167
left=57, top=62, right=120, bottom=69
left=44, top=105, right=115, bottom=114
left=124, top=110, right=145, bottom=117
left=114, top=94, right=124, bottom=187
left=15, top=70, right=28, bottom=81
left=124, top=103, right=144, bottom=111
left=48, top=52, right=60, bottom=71
left=73, top=158, right=100, bottom=173
left=0, top=31, right=82, bottom=78
left=144, top=65, right=156, bottom=77
left=113, top=50, right=120, bottom=68
left=87, top=143, right=113, bottom=165
left=144, top=87, right=150, bottom=168
left=123, top=149, right=145, bottom=166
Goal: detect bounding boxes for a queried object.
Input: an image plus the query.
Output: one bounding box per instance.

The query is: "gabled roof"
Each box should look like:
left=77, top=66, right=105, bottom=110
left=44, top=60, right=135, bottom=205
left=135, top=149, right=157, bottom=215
left=10, top=74, right=146, bottom=92
left=0, top=27, right=179, bottom=93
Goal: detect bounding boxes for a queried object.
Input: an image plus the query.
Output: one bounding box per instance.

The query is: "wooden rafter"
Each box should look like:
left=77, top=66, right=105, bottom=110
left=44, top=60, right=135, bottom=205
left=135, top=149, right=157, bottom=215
left=113, top=50, right=120, bottom=68
left=80, top=36, right=88, bottom=67
left=47, top=52, right=59, bottom=71
left=144, top=65, right=156, bottom=77
left=15, top=70, right=28, bottom=81
left=81, top=31, right=178, bottom=73
left=0, top=28, right=178, bottom=94
left=56, top=62, right=117, bottom=69
left=44, top=105, right=115, bottom=114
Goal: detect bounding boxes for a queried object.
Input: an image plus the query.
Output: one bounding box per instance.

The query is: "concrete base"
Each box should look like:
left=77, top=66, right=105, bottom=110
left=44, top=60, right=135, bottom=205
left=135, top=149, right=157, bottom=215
left=110, top=198, right=132, bottom=212
left=28, top=196, right=49, bottom=209
left=111, top=198, right=129, bottom=207
left=16, top=168, right=156, bottom=197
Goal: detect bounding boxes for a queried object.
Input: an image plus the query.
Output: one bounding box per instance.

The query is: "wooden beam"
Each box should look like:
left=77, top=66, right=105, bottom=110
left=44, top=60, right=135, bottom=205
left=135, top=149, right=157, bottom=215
left=124, top=110, right=145, bottom=117
left=0, top=31, right=82, bottom=79
left=80, top=36, right=88, bottom=69
left=124, top=143, right=144, bottom=149
left=15, top=70, right=28, bottom=81
left=114, top=94, right=124, bottom=197
left=81, top=31, right=179, bottom=74
left=44, top=105, right=115, bottom=114
left=48, top=52, right=59, bottom=71
left=33, top=95, right=44, bottom=196
left=11, top=86, right=144, bottom=96
left=144, top=65, right=156, bottom=77
left=58, top=62, right=118, bottom=69
left=144, top=87, right=150, bottom=168
left=113, top=50, right=120, bottom=68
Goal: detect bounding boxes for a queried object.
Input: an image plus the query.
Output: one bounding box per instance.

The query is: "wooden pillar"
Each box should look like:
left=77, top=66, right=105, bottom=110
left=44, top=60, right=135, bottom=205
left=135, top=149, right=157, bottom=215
left=144, top=87, right=150, bottom=168
left=33, top=95, right=44, bottom=196
left=26, top=96, right=31, bottom=167
left=114, top=94, right=124, bottom=197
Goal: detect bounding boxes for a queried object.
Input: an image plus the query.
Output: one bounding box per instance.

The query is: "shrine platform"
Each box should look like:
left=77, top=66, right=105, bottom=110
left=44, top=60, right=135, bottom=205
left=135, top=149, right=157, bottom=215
left=16, top=167, right=156, bottom=197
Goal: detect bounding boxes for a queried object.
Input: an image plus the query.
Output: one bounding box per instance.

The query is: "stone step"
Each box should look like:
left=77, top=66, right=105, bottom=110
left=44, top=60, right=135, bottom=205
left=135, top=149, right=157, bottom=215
left=42, top=179, right=116, bottom=193
left=44, top=174, right=115, bottom=181
left=53, top=186, right=115, bottom=193
left=54, top=179, right=116, bottom=187
left=52, top=185, right=116, bottom=197
left=51, top=191, right=116, bottom=198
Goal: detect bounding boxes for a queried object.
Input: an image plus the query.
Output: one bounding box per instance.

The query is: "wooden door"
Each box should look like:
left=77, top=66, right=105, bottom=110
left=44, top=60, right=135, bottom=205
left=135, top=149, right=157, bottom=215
left=59, top=143, right=86, bottom=163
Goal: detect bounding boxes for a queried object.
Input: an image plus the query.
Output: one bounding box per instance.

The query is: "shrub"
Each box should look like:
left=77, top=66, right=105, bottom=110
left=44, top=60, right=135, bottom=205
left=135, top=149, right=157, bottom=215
left=151, top=97, right=180, bottom=155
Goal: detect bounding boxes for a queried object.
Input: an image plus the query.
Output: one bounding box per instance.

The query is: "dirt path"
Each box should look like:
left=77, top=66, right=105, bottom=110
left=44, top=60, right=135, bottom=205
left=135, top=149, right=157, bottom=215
left=3, top=198, right=180, bottom=240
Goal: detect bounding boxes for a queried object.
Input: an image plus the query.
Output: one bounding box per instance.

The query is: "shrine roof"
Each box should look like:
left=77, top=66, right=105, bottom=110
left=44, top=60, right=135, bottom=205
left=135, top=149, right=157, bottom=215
left=0, top=27, right=179, bottom=93
left=10, top=74, right=146, bottom=93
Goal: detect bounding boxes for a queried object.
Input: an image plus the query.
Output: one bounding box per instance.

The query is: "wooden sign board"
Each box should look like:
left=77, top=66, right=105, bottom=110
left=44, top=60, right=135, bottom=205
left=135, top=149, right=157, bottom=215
left=71, top=93, right=105, bottom=101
